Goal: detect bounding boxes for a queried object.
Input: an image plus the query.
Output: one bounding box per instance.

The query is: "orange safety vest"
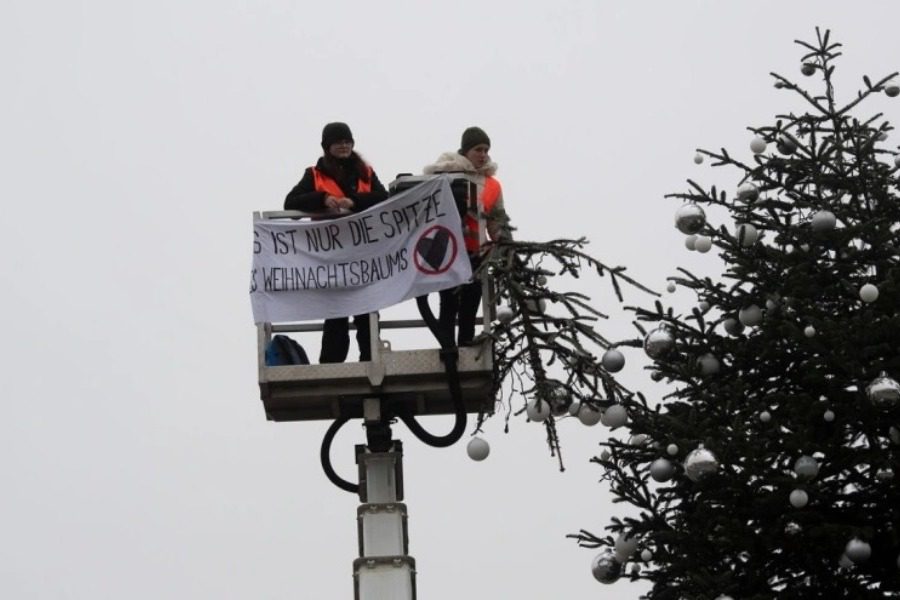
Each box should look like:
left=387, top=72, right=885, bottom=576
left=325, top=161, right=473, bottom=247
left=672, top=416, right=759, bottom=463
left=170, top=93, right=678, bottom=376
left=312, top=165, right=373, bottom=197
left=463, top=176, right=501, bottom=253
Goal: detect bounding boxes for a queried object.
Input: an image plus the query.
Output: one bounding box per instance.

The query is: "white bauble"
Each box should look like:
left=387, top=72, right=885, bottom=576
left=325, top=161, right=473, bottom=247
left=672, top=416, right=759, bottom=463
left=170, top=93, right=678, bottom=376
left=735, top=223, right=759, bottom=246
left=614, top=533, right=639, bottom=561
left=794, top=455, right=820, bottom=479
left=641, top=549, right=653, bottom=562
left=666, top=443, right=679, bottom=456
left=845, top=538, right=872, bottom=563
left=666, top=282, right=677, bottom=293
left=525, top=398, right=550, bottom=422
left=600, top=404, right=628, bottom=428
left=760, top=411, right=772, bottom=423
left=823, top=409, right=835, bottom=422
left=750, top=136, right=767, bottom=154
left=693, top=152, right=704, bottom=164
left=495, top=304, right=515, bottom=324
left=568, top=400, right=581, bottom=417
left=789, top=489, right=809, bottom=508
left=804, top=325, right=817, bottom=338
left=694, top=235, right=713, bottom=253
left=811, top=210, right=837, bottom=231
left=738, top=304, right=763, bottom=327
left=736, top=182, right=760, bottom=201
left=601, top=348, right=625, bottom=372
left=685, top=235, right=697, bottom=251
left=577, top=404, right=603, bottom=426
left=466, top=437, right=490, bottom=461
left=859, top=283, right=879, bottom=303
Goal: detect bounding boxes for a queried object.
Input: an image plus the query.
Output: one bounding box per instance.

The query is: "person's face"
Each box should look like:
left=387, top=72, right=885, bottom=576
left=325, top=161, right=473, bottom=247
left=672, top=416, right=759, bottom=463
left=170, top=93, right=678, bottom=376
left=328, top=139, right=354, bottom=159
left=465, top=143, right=490, bottom=169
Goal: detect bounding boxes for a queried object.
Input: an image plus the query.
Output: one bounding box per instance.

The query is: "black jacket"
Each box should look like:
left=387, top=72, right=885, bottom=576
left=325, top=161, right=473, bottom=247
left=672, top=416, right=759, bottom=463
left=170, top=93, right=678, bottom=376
left=284, top=154, right=388, bottom=212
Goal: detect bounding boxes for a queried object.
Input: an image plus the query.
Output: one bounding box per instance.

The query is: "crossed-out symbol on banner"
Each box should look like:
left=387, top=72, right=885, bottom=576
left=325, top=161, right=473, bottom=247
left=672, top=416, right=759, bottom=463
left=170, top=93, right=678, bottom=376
left=413, top=225, right=459, bottom=275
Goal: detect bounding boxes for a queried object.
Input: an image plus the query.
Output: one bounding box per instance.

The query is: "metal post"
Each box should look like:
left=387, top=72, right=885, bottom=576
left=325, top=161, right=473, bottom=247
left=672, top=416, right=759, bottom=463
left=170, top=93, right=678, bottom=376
left=352, top=401, right=416, bottom=600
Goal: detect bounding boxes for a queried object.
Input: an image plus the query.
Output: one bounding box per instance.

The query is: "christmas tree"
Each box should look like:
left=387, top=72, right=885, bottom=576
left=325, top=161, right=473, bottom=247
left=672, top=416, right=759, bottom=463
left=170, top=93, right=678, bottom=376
left=569, top=29, right=900, bottom=598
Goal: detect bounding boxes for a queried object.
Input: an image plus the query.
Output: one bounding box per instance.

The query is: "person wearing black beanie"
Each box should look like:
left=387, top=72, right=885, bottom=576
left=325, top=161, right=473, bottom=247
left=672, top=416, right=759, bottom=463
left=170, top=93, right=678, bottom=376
left=284, top=122, right=388, bottom=363
left=423, top=126, right=511, bottom=346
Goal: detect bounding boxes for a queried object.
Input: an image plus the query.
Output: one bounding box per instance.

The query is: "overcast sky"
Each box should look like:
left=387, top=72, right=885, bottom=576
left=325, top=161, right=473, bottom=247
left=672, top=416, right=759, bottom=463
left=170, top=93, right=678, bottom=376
left=3, top=1, right=899, bottom=599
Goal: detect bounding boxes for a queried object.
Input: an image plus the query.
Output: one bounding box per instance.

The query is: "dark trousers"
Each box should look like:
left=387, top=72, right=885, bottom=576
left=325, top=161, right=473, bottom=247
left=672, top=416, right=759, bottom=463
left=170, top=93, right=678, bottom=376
left=439, top=255, right=482, bottom=346
left=319, top=314, right=372, bottom=363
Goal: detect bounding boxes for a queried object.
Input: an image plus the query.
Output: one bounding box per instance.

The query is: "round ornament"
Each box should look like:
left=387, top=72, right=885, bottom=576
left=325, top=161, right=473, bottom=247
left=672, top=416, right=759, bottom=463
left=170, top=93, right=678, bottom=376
left=845, top=538, right=872, bottom=563
left=601, top=404, right=628, bottom=428
left=614, top=533, right=639, bottom=561
left=666, top=443, right=679, bottom=456
left=866, top=371, right=900, bottom=409
left=777, top=135, right=798, bottom=155
left=698, top=353, right=720, bottom=375
left=591, top=550, right=622, bottom=584
left=578, top=404, right=603, bottom=426
left=666, top=282, right=676, bottom=293
left=628, top=434, right=649, bottom=446
left=723, top=318, right=745, bottom=336
left=568, top=400, right=581, bottom=417
left=694, top=235, right=713, bottom=253
left=547, top=383, right=571, bottom=417
left=684, top=234, right=697, bottom=251
left=804, top=325, right=817, bottom=338
left=823, top=409, right=835, bottom=422
left=525, top=398, right=550, bottom=422
left=644, top=326, right=676, bottom=359
left=675, top=203, right=707, bottom=234
left=877, top=131, right=889, bottom=141
left=466, top=437, right=490, bottom=461
left=524, top=297, right=547, bottom=314
left=641, top=549, right=652, bottom=562
left=886, top=81, right=900, bottom=97
left=811, top=210, right=837, bottom=232
left=801, top=62, right=816, bottom=76
left=537, top=274, right=548, bottom=286
left=650, top=457, right=676, bottom=482
left=750, top=136, right=767, bottom=154
left=600, top=449, right=611, bottom=461
left=496, top=304, right=515, bottom=324
left=693, top=152, right=704, bottom=164
left=684, top=446, right=719, bottom=482
left=759, top=411, right=772, bottom=423
left=735, top=223, right=759, bottom=246
left=794, top=455, right=820, bottom=480
left=650, top=371, right=664, bottom=382
left=859, top=283, right=879, bottom=303
left=736, top=182, right=760, bottom=202
left=738, top=304, right=763, bottom=327
left=789, top=489, right=809, bottom=508
left=601, top=348, right=625, bottom=372
left=698, top=300, right=710, bottom=312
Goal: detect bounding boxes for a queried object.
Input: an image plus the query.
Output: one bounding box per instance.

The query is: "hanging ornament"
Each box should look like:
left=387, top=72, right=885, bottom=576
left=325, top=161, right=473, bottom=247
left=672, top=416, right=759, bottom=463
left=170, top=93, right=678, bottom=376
left=693, top=152, right=704, bottom=164
left=845, top=538, right=872, bottom=563
left=738, top=304, right=763, bottom=327
left=650, top=371, right=664, bottom=382
left=684, top=234, right=697, bottom=251
left=650, top=457, right=676, bottom=482
left=777, top=135, right=798, bottom=155
left=466, top=437, right=490, bottom=461
left=644, top=326, right=676, bottom=359
left=614, top=533, right=639, bottom=561
left=794, top=455, right=820, bottom=480
left=804, top=325, right=817, bottom=338
left=886, top=81, right=900, bottom=97
left=524, top=297, right=547, bottom=313
left=546, top=382, right=571, bottom=417
left=811, top=210, right=837, bottom=231
left=536, top=274, right=548, bottom=286
left=697, top=353, right=720, bottom=375
left=601, top=348, right=625, bottom=372
left=697, top=300, right=710, bottom=312
left=600, top=404, right=628, bottom=428
left=666, top=282, right=677, bottom=293
left=591, top=550, right=622, bottom=584
left=789, top=489, right=809, bottom=508
left=568, top=400, right=581, bottom=417
left=525, top=398, right=550, bottom=422
left=600, top=449, right=611, bottom=461
left=785, top=522, right=802, bottom=535
left=736, top=182, right=760, bottom=202
left=666, top=443, right=679, bottom=456
left=495, top=304, right=515, bottom=324
left=723, top=318, right=745, bottom=336
left=577, top=404, right=603, bottom=426
left=694, top=235, right=713, bottom=253
left=823, top=409, right=835, bottom=422
left=866, top=371, right=900, bottom=409
left=759, top=411, right=772, bottom=423
left=684, top=445, right=719, bottom=482
left=877, top=131, right=889, bottom=142
left=735, top=223, right=759, bottom=247
left=628, top=434, right=649, bottom=446
left=801, top=62, right=816, bottom=76
left=859, top=283, right=879, bottom=303
left=641, top=549, right=653, bottom=562
left=750, top=136, right=767, bottom=154
left=674, top=203, right=707, bottom=234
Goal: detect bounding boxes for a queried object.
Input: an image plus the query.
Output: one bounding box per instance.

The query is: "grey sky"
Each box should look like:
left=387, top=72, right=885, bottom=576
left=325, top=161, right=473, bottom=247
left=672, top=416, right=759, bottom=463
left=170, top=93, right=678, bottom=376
left=2, top=1, right=899, bottom=598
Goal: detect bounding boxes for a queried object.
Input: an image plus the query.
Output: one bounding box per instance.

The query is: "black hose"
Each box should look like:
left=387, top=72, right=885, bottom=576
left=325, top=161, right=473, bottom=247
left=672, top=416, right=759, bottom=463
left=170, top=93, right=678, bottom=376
left=320, top=416, right=359, bottom=494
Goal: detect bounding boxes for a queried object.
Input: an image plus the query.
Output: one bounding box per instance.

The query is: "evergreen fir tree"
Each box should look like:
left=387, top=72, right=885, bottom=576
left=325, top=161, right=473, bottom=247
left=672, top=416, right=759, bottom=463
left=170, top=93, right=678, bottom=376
left=569, top=29, right=900, bottom=599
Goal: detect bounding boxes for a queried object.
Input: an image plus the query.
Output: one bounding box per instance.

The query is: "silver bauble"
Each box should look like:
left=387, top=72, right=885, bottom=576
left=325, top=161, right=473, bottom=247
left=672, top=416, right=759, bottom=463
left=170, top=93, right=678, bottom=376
left=601, top=348, right=625, bottom=372
left=789, top=489, right=809, bottom=508
left=736, top=182, right=760, bottom=202
left=866, top=372, right=900, bottom=409
left=650, top=457, right=675, bottom=482
left=794, top=455, right=820, bottom=480
left=886, top=81, right=900, bottom=97
left=684, top=446, right=719, bottom=482
left=675, top=203, right=707, bottom=235
left=735, top=223, right=759, bottom=246
left=600, top=404, right=628, bottom=428
left=845, top=538, right=872, bottom=563
left=591, top=550, right=622, bottom=584
left=644, top=326, right=676, bottom=359
left=811, top=210, right=837, bottom=231
left=547, top=382, right=572, bottom=417
left=723, top=318, right=745, bottom=336
left=738, top=304, right=763, bottom=327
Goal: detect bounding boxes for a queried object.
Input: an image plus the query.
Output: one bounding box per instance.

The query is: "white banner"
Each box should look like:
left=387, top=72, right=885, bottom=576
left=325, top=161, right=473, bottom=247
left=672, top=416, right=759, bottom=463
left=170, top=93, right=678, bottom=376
left=250, top=175, right=472, bottom=323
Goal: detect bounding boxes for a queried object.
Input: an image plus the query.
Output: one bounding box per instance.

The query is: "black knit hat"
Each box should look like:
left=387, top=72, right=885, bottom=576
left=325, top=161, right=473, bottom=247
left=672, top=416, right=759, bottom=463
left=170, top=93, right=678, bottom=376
left=321, top=122, right=354, bottom=149
left=459, top=126, right=491, bottom=154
